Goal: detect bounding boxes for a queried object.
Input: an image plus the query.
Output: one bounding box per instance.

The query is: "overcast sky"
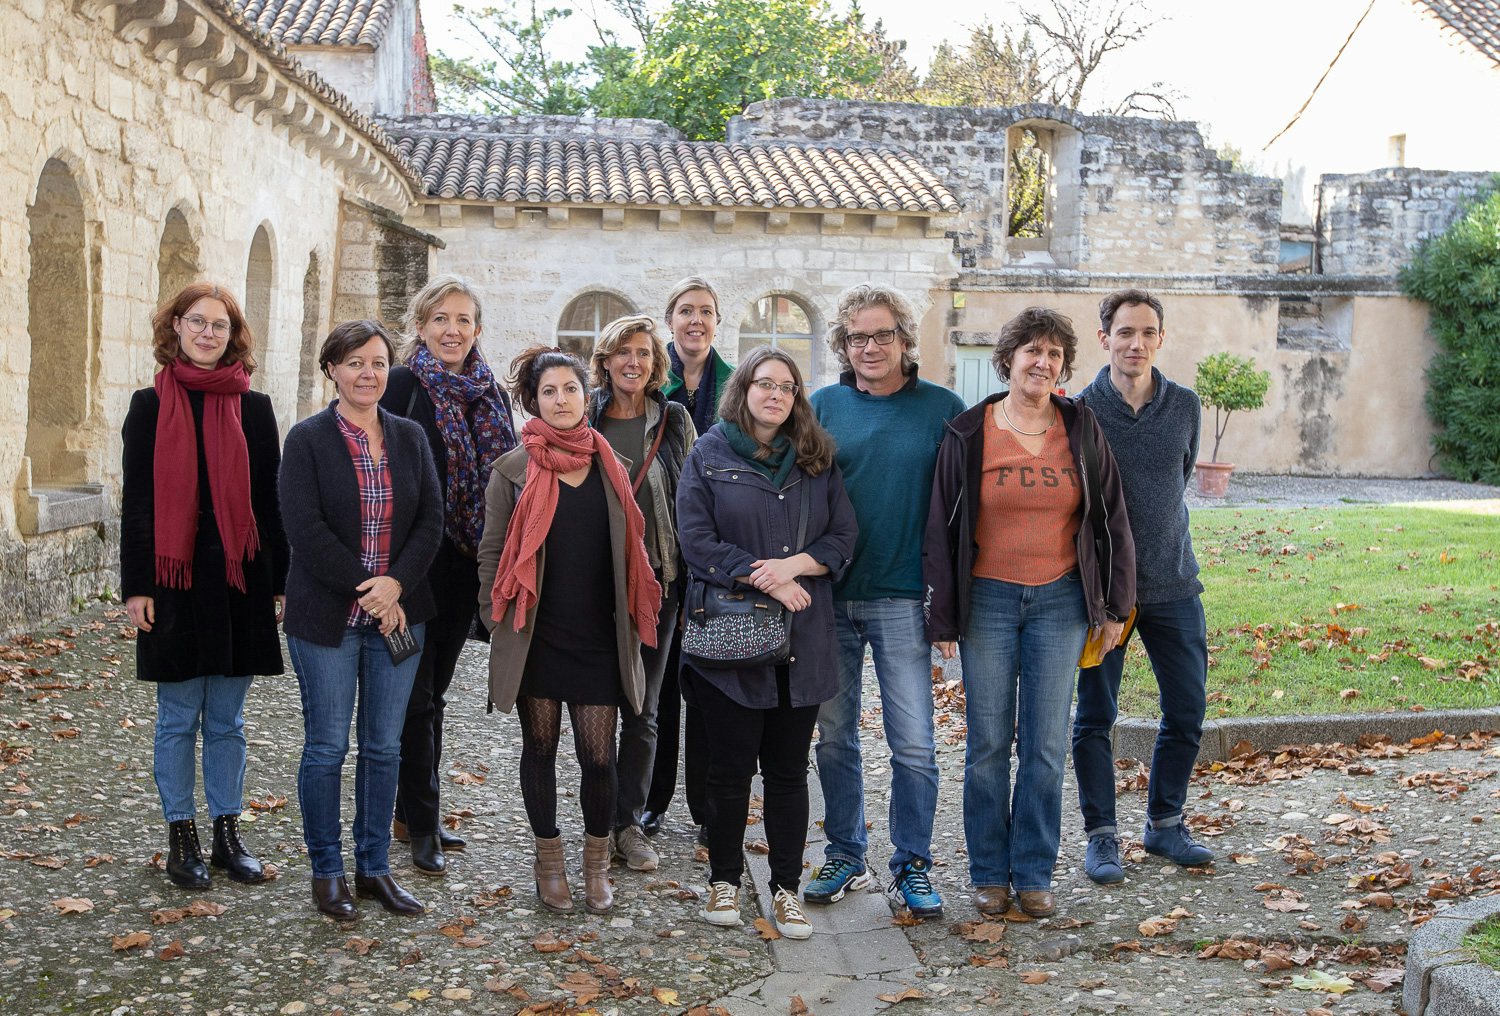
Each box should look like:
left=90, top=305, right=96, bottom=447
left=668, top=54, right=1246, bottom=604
left=421, top=0, right=1421, bottom=171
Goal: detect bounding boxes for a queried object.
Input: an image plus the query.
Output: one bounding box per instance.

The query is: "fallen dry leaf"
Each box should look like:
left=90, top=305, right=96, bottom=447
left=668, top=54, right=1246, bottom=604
left=753, top=917, right=781, bottom=940
left=531, top=933, right=572, bottom=953
left=51, top=897, right=94, bottom=914
left=440, top=988, right=473, bottom=1001
left=789, top=996, right=809, bottom=1015
left=111, top=931, right=151, bottom=951
left=1138, top=916, right=1179, bottom=937
left=1018, top=971, right=1051, bottom=985
left=344, top=936, right=377, bottom=955
left=959, top=921, right=1007, bottom=943
left=156, top=939, right=185, bottom=961
left=653, top=986, right=680, bottom=1005
left=874, top=987, right=923, bottom=1003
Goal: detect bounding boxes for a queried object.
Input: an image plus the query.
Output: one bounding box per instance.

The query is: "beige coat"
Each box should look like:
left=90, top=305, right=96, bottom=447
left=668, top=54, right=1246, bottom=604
left=476, top=444, right=647, bottom=715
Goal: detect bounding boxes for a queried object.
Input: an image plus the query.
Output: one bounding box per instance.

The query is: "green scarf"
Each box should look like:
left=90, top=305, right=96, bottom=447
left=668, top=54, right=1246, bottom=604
left=720, top=420, right=796, bottom=488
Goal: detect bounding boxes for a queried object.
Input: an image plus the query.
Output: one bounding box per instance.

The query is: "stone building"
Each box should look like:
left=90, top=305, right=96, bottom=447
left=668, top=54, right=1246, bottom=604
left=1, top=0, right=1492, bottom=627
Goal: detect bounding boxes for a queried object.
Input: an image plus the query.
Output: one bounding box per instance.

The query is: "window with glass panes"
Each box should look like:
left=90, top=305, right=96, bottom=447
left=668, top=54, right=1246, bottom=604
left=556, top=292, right=636, bottom=359
left=738, top=295, right=815, bottom=379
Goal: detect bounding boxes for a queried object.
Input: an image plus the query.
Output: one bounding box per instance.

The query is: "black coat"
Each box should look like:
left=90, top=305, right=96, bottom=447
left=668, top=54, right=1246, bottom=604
left=279, top=404, right=443, bottom=648
left=674, top=426, right=858, bottom=710
left=120, top=388, right=289, bottom=682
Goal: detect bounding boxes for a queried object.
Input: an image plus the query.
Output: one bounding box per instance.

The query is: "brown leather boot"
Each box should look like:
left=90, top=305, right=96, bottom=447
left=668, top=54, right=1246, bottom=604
left=582, top=833, right=614, bottom=914
left=533, top=836, right=573, bottom=912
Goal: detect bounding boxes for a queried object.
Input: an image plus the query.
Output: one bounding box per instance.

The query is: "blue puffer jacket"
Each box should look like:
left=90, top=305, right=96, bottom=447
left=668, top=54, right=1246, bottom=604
left=674, top=425, right=858, bottom=709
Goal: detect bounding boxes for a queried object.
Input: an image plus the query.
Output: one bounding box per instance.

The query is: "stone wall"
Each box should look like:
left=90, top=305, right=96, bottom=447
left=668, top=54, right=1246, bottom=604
left=410, top=202, right=955, bottom=390
left=287, top=1, right=426, bottom=115
left=1316, top=168, right=1496, bottom=275
left=330, top=199, right=436, bottom=338
left=730, top=99, right=1282, bottom=276
left=0, top=0, right=411, bottom=628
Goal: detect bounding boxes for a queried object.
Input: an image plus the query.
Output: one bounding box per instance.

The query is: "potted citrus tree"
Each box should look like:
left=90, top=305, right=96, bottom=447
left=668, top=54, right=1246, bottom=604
left=1194, top=352, right=1271, bottom=497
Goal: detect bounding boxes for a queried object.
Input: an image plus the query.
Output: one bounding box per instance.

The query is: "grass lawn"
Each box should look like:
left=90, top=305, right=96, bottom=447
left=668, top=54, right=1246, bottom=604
left=1466, top=916, right=1500, bottom=971
left=1116, top=502, right=1500, bottom=719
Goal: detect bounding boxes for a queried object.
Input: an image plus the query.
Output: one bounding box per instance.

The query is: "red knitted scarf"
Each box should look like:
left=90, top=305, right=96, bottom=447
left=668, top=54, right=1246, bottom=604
left=152, top=360, right=259, bottom=592
left=491, top=417, right=660, bottom=647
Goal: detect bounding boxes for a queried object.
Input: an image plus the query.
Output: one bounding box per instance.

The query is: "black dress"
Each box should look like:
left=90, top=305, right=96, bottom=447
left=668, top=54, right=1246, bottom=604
left=517, top=464, right=620, bottom=705
left=120, top=388, right=289, bottom=683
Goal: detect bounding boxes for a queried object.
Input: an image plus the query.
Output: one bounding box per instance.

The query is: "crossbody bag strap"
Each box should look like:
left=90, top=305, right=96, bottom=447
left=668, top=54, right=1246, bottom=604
left=630, top=406, right=670, bottom=496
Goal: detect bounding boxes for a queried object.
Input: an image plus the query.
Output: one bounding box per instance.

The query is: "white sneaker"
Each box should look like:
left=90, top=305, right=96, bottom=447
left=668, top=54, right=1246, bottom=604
left=702, top=881, right=741, bottom=926
left=772, top=887, right=813, bottom=940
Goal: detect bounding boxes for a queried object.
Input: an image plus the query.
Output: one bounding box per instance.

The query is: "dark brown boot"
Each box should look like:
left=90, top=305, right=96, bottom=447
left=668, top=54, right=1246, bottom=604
left=312, top=876, right=358, bottom=921
left=210, top=814, right=266, bottom=884
left=166, top=819, right=210, bottom=890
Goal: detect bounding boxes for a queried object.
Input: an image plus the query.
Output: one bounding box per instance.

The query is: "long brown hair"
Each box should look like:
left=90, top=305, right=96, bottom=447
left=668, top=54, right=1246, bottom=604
left=150, top=282, right=256, bottom=373
left=718, top=346, right=835, bottom=476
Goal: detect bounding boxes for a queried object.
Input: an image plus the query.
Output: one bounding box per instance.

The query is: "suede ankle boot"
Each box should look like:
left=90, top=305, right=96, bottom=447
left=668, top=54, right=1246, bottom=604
left=166, top=819, right=210, bottom=890
left=210, top=814, right=266, bottom=883
left=582, top=833, right=614, bottom=914
left=533, top=835, right=573, bottom=912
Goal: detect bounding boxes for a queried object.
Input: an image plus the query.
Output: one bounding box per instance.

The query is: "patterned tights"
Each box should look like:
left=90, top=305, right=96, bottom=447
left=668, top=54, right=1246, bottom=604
left=516, top=696, right=618, bottom=839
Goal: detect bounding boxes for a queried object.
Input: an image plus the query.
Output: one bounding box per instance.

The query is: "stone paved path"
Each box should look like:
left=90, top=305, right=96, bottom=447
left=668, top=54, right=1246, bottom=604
left=0, top=602, right=1496, bottom=1015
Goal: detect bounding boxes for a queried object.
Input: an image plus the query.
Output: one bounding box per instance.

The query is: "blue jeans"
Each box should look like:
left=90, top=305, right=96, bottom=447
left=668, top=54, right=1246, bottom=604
left=815, top=598, right=939, bottom=876
left=289, top=625, right=425, bottom=880
left=959, top=575, right=1088, bottom=891
left=1073, top=595, right=1207, bottom=835
left=154, top=676, right=254, bottom=822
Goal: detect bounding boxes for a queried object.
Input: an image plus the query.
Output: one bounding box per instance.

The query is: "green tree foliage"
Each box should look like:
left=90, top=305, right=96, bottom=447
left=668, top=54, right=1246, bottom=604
left=431, top=1, right=589, bottom=114
left=607, top=0, right=880, bottom=140
left=1401, top=188, right=1500, bottom=483
left=920, top=24, right=1045, bottom=108
left=1194, top=352, right=1270, bottom=463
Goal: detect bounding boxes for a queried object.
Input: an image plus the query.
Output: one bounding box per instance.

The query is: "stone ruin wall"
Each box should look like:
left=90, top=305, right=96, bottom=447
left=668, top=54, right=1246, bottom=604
left=1317, top=167, right=1496, bottom=276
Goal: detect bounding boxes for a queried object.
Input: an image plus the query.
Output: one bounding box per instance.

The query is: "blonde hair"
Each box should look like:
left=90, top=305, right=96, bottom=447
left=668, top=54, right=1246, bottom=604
left=663, top=276, right=722, bottom=325
left=399, top=274, right=484, bottom=363
left=590, top=315, right=669, bottom=394
left=826, top=284, right=920, bottom=373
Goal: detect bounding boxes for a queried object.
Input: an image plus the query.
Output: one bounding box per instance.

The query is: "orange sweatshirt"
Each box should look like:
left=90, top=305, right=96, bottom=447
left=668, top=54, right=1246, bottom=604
left=972, top=410, right=1082, bottom=585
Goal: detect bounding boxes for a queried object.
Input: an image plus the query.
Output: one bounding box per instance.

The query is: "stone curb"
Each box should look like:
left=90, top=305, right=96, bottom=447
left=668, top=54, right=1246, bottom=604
left=1112, top=707, right=1500, bottom=764
left=1402, top=894, right=1500, bottom=1016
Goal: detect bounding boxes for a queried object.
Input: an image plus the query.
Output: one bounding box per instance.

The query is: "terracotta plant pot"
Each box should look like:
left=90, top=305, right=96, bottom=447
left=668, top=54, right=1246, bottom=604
left=1194, top=461, right=1234, bottom=498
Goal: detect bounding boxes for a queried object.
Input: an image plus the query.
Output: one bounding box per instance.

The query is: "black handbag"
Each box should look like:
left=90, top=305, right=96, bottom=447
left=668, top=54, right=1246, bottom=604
left=681, top=476, right=811, bottom=668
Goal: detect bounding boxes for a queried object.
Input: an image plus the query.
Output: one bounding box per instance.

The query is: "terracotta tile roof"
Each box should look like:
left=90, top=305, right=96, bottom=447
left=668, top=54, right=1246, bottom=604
left=1413, top=0, right=1500, bottom=63
left=232, top=0, right=395, bottom=47
left=382, top=125, right=961, bottom=214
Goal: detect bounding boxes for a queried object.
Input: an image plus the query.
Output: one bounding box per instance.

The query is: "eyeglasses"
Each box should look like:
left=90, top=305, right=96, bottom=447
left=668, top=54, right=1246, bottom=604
left=180, top=314, right=232, bottom=339
left=751, top=379, right=799, bottom=396
left=846, top=329, right=899, bottom=348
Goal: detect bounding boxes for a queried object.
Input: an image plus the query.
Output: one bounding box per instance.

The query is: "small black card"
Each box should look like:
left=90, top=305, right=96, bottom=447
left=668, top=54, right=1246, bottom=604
left=383, top=625, right=420, bottom=665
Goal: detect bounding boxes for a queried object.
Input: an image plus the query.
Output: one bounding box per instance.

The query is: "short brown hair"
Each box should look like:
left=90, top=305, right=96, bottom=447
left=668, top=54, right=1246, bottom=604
left=1099, top=289, right=1165, bottom=333
left=663, top=276, right=722, bottom=325
left=319, top=320, right=396, bottom=376
left=506, top=345, right=588, bottom=416
left=591, top=315, right=669, bottom=394
left=400, top=274, right=485, bottom=363
left=991, top=307, right=1078, bottom=383
left=717, top=345, right=836, bottom=476
left=150, top=282, right=257, bottom=374
left=826, top=284, right=920, bottom=372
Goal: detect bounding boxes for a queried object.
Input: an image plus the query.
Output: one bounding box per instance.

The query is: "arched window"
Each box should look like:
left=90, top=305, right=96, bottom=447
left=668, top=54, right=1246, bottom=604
left=556, top=291, right=636, bottom=359
left=26, top=159, right=90, bottom=487
left=156, top=208, right=200, bottom=313
left=245, top=225, right=273, bottom=392
left=739, top=295, right=815, bottom=379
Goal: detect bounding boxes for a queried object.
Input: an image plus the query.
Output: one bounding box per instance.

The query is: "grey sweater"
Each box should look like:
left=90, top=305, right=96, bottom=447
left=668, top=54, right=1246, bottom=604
left=1078, top=366, right=1204, bottom=605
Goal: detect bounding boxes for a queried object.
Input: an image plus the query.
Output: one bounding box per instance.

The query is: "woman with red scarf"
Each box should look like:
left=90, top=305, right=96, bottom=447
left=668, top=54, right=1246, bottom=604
left=121, top=282, right=288, bottom=891
left=477, top=346, right=660, bottom=915
left=382, top=275, right=516, bottom=876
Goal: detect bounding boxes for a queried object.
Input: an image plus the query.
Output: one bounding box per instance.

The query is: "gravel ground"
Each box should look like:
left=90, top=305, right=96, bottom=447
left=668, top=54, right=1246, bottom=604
left=1185, top=473, right=1500, bottom=512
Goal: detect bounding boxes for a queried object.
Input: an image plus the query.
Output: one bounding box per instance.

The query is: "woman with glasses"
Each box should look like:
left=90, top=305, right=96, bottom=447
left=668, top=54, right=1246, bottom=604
left=642, top=277, right=730, bottom=843
left=585, top=316, right=696, bottom=874
left=280, top=320, right=443, bottom=921
left=675, top=346, right=857, bottom=940
left=382, top=275, right=516, bottom=875
left=121, top=282, right=288, bottom=890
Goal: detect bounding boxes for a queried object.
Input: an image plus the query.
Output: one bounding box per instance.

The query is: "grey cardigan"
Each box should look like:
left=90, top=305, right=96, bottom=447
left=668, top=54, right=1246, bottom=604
left=280, top=404, right=443, bottom=647
left=476, top=444, right=648, bottom=716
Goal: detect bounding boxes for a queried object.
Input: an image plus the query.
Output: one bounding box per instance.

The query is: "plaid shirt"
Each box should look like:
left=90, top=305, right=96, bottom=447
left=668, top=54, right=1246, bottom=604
left=335, top=411, right=394, bottom=627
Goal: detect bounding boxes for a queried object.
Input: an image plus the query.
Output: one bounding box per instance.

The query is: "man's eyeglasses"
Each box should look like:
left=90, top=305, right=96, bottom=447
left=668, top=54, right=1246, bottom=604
left=846, top=329, right=898, bottom=348
left=751, top=379, right=799, bottom=396
left=180, top=314, right=232, bottom=339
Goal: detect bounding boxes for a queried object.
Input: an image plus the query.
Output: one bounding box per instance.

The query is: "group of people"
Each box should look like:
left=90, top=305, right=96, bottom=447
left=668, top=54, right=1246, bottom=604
left=123, top=272, right=1215, bottom=936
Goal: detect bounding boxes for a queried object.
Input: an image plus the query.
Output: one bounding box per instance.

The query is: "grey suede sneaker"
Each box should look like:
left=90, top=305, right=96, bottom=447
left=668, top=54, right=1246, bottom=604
left=611, top=824, right=660, bottom=872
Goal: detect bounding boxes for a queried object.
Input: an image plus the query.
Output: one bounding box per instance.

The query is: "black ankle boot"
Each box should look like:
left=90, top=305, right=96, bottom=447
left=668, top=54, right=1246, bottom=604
left=166, top=819, right=210, bottom=889
left=210, top=814, right=266, bottom=884
left=410, top=833, right=446, bottom=875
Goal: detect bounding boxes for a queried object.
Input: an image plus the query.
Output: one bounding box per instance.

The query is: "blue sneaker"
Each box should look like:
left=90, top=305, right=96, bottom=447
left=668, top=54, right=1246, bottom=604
left=1142, top=821, right=1215, bottom=866
left=803, top=858, right=871, bottom=904
left=889, top=858, right=944, bottom=918
left=1084, top=833, right=1125, bottom=884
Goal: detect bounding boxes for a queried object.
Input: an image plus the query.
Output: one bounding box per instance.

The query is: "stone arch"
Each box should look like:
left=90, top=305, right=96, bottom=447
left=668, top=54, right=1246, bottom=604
left=1004, top=116, right=1083, bottom=268
left=156, top=206, right=202, bottom=313
left=733, top=289, right=825, bottom=385
left=555, top=287, right=639, bottom=360
left=245, top=223, right=275, bottom=391
left=295, top=250, right=324, bottom=420
left=25, top=158, right=91, bottom=487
